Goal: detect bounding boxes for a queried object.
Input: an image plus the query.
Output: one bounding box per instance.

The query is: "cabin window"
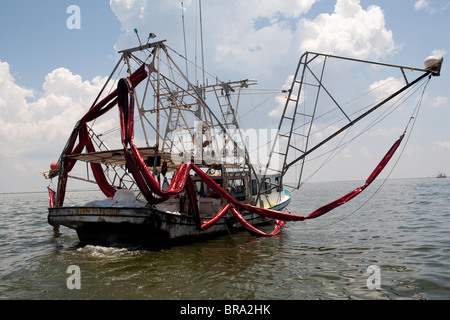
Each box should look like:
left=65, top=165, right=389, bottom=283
left=264, top=178, right=272, bottom=194
left=195, top=180, right=204, bottom=194
left=275, top=176, right=282, bottom=192
left=251, top=179, right=257, bottom=196
left=196, top=178, right=222, bottom=198
left=228, top=178, right=246, bottom=201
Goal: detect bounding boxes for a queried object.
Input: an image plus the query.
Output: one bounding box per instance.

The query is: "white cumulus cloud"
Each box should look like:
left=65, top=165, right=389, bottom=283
left=298, top=0, right=399, bottom=60
left=369, top=76, right=405, bottom=102
left=428, top=95, right=448, bottom=108
left=110, top=0, right=399, bottom=82
left=435, top=140, right=450, bottom=150
left=414, top=0, right=449, bottom=14
left=0, top=59, right=110, bottom=191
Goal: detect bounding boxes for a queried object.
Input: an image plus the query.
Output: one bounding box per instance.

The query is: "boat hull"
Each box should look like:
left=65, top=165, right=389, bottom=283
left=48, top=198, right=290, bottom=248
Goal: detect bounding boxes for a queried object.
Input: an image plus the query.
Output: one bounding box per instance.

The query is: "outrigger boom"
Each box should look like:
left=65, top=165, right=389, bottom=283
left=261, top=51, right=442, bottom=191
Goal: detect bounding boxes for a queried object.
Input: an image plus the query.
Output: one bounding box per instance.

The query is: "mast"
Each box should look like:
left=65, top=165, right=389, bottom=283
left=117, top=39, right=257, bottom=171
left=156, top=45, right=161, bottom=148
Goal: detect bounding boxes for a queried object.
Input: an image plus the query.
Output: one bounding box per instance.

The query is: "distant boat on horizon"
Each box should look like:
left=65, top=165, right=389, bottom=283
left=436, top=172, right=447, bottom=178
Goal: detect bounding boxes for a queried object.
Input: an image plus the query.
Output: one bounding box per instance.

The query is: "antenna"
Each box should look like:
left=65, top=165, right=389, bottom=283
left=181, top=2, right=189, bottom=79
left=134, top=28, right=142, bottom=46
left=199, top=0, right=206, bottom=88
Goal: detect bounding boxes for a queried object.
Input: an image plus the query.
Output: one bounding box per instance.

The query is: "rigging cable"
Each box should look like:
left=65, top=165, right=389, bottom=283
left=299, top=76, right=432, bottom=230
left=181, top=2, right=189, bottom=80
left=297, top=75, right=431, bottom=185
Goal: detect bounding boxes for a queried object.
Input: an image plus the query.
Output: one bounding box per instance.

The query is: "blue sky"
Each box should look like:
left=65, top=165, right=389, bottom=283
left=0, top=0, right=449, bottom=193
left=0, top=0, right=120, bottom=90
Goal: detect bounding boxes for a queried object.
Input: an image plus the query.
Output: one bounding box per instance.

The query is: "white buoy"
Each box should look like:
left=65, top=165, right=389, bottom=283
left=424, top=56, right=443, bottom=75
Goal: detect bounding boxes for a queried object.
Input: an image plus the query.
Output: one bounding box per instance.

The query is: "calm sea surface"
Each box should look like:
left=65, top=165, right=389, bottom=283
left=0, top=178, right=449, bottom=300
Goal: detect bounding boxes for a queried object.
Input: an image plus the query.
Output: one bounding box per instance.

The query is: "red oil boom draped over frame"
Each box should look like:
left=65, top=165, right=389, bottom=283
left=56, top=64, right=405, bottom=237
left=56, top=65, right=149, bottom=207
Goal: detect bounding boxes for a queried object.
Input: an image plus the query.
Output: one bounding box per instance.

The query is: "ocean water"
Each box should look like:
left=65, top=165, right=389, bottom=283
left=0, top=178, right=449, bottom=301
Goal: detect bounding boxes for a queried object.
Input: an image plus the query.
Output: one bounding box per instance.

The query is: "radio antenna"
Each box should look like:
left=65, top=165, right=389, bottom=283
left=199, top=0, right=206, bottom=88
left=134, top=28, right=142, bottom=46
left=181, top=2, right=189, bottom=79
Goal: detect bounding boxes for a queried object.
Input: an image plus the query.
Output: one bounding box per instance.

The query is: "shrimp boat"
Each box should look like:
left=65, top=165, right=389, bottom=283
left=436, top=172, right=447, bottom=178
left=42, top=36, right=442, bottom=248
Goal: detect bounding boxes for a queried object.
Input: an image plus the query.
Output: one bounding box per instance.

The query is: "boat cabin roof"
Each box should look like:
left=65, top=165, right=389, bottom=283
left=65, top=148, right=245, bottom=171
left=66, top=147, right=158, bottom=167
